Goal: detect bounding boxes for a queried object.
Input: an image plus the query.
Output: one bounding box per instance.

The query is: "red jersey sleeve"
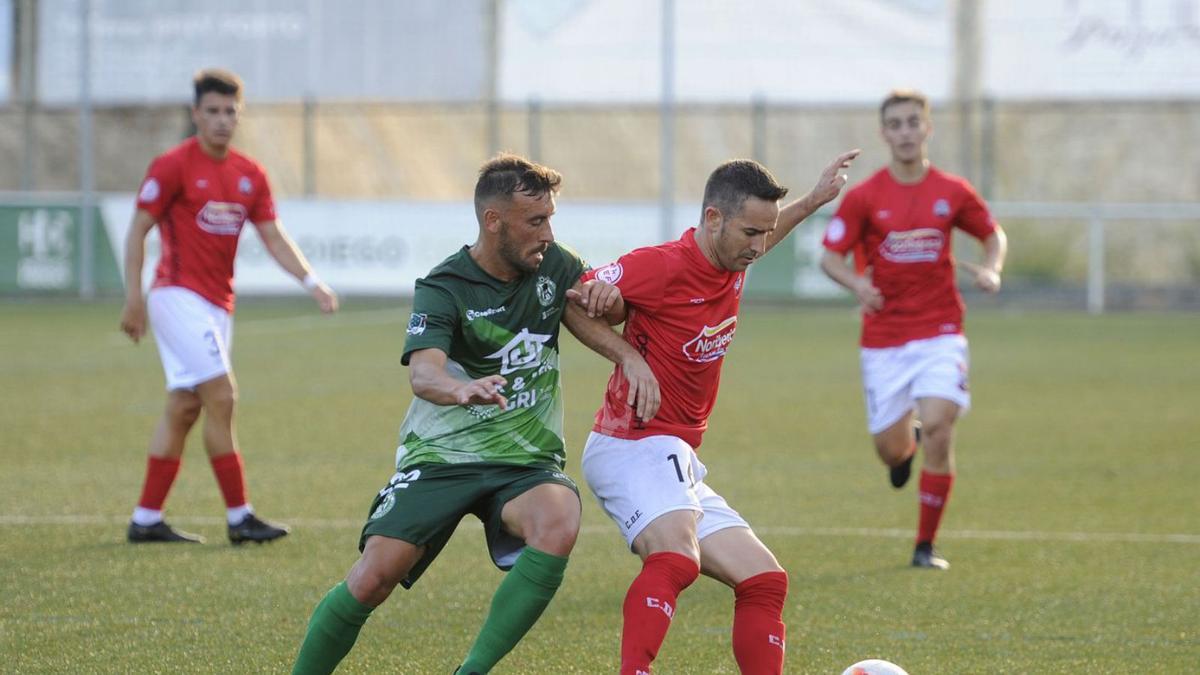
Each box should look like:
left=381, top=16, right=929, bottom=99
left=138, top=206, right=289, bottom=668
left=954, top=180, right=996, bottom=241
left=823, top=187, right=868, bottom=255
left=136, top=154, right=183, bottom=220
left=586, top=245, right=671, bottom=313
left=248, top=166, right=277, bottom=224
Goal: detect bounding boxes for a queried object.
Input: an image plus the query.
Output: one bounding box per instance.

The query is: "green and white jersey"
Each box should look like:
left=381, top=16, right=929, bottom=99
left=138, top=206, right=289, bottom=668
left=396, top=243, right=588, bottom=471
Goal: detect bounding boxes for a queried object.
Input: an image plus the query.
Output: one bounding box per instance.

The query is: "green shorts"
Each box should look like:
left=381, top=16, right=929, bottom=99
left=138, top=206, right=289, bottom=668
left=359, top=462, right=579, bottom=589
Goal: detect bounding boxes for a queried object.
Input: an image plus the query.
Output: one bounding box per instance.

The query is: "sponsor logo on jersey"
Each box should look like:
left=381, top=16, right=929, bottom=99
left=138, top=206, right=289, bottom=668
left=535, top=275, right=557, bottom=307
left=825, top=216, right=846, bottom=243
left=933, top=198, right=951, bottom=217
left=878, top=228, right=944, bottom=263
left=407, top=312, right=427, bottom=335
left=487, top=328, right=553, bottom=375
left=138, top=178, right=160, bottom=202
left=195, top=179, right=208, bottom=189
left=238, top=176, right=253, bottom=195
left=466, top=305, right=506, bottom=322
left=195, top=201, right=247, bottom=236
left=595, top=262, right=623, bottom=284
left=681, top=315, right=737, bottom=363
left=876, top=209, right=891, bottom=220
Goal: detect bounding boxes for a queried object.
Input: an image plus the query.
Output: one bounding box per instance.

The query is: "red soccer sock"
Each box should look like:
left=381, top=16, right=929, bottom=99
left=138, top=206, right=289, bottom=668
left=620, top=551, right=700, bottom=675
left=917, top=470, right=955, bottom=544
left=732, top=571, right=789, bottom=675
left=209, top=452, right=249, bottom=508
left=137, top=455, right=182, bottom=511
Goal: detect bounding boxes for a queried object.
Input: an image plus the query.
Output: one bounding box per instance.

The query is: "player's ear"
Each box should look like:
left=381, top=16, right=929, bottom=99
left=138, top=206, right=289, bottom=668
left=702, top=205, right=723, bottom=232
left=482, top=206, right=503, bottom=233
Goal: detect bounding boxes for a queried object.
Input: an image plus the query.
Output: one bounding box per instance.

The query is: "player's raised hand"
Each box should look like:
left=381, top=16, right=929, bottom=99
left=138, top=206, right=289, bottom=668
left=119, top=301, right=147, bottom=343
left=853, top=274, right=884, bottom=314
left=620, top=353, right=661, bottom=422
left=566, top=280, right=623, bottom=319
left=810, top=149, right=862, bottom=206
left=456, top=375, right=508, bottom=410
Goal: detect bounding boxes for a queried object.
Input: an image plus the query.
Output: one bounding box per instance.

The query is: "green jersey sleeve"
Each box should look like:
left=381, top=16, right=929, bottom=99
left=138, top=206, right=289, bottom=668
left=402, top=281, right=459, bottom=366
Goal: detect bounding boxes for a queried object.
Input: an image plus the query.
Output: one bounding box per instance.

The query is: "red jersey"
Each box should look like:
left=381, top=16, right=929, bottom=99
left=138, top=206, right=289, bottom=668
left=136, top=137, right=276, bottom=312
left=583, top=228, right=745, bottom=450
left=823, top=166, right=996, bottom=348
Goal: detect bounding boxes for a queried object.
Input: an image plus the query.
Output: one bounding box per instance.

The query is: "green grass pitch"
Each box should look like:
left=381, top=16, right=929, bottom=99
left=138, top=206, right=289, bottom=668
left=1, top=299, right=1197, bottom=673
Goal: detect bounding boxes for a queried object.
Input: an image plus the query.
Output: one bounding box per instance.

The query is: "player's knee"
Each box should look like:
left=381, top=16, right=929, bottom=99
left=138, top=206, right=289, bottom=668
left=922, top=418, right=954, bottom=450
left=346, top=557, right=406, bottom=607
left=526, top=509, right=581, bottom=555
left=734, top=570, right=788, bottom=613
left=167, top=396, right=202, bottom=425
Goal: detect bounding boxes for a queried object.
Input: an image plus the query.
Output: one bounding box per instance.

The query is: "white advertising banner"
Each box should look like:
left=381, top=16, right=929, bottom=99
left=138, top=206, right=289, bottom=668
left=100, top=197, right=694, bottom=296
left=985, top=0, right=1200, bottom=99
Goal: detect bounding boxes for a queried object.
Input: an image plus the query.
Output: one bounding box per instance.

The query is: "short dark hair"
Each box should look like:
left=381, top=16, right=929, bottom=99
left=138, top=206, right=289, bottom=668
left=193, top=68, right=243, bottom=106
left=701, top=160, right=788, bottom=219
left=474, top=153, right=563, bottom=222
left=880, top=88, right=930, bottom=122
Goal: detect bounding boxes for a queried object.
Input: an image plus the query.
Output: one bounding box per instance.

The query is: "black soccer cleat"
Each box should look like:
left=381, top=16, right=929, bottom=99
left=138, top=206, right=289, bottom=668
left=911, top=542, right=949, bottom=570
left=889, top=453, right=915, bottom=489
left=227, top=513, right=290, bottom=545
left=127, top=520, right=205, bottom=544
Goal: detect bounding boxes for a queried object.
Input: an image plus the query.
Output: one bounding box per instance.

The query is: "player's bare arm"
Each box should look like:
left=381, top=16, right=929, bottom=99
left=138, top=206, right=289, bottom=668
left=562, top=292, right=661, bottom=421
left=408, top=348, right=508, bottom=410
left=820, top=249, right=884, bottom=313
left=975, top=226, right=1007, bottom=293
left=253, top=219, right=339, bottom=313
left=767, top=149, right=861, bottom=254
left=565, top=278, right=627, bottom=324
left=118, top=209, right=159, bottom=343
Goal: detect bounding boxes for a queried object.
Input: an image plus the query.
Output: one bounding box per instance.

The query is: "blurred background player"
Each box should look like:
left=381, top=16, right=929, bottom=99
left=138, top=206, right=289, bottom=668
left=574, top=152, right=857, bottom=675
left=291, top=154, right=658, bottom=675
left=119, top=68, right=339, bottom=544
left=819, top=89, right=1007, bottom=569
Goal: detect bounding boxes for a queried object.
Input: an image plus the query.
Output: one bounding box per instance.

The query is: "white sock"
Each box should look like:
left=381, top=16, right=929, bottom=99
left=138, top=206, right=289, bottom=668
left=131, top=507, right=163, bottom=527
left=227, top=504, right=254, bottom=525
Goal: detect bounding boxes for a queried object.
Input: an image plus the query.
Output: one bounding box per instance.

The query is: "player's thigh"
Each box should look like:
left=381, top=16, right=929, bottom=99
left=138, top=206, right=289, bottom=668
left=631, top=509, right=700, bottom=561
left=698, top=526, right=782, bottom=588
left=147, top=287, right=233, bottom=391
left=482, top=465, right=580, bottom=564
left=358, top=465, right=481, bottom=588
left=910, top=334, right=971, bottom=415
left=498, top=478, right=582, bottom=555
left=582, top=432, right=705, bottom=549
left=860, top=345, right=918, bottom=435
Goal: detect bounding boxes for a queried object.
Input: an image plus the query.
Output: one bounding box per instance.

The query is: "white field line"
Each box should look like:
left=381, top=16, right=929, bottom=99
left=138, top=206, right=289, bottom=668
left=1, top=514, right=1197, bottom=545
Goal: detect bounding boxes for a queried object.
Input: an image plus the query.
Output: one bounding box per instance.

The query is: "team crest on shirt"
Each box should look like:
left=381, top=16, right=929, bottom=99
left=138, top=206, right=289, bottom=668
left=933, top=198, right=951, bottom=217
left=238, top=176, right=253, bottom=195
left=595, top=262, right=623, bottom=284
left=878, top=228, right=944, bottom=264
left=138, top=178, right=160, bottom=202
left=681, top=315, right=737, bottom=363
left=825, top=217, right=846, bottom=243
left=407, top=313, right=428, bottom=336
left=196, top=201, right=248, bottom=236
left=535, top=276, right=557, bottom=307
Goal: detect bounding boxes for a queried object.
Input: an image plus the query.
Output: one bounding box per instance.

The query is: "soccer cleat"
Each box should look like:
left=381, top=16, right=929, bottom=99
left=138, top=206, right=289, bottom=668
left=911, top=542, right=949, bottom=570
left=227, top=513, right=290, bottom=545
left=127, top=520, right=205, bottom=544
left=889, top=453, right=914, bottom=489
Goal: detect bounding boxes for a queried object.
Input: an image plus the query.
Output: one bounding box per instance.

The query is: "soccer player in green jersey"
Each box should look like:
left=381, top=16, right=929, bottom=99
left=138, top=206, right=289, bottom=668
left=292, top=154, right=659, bottom=674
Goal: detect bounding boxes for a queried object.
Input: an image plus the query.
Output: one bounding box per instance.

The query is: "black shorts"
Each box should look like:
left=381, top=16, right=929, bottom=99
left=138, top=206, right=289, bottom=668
left=359, top=462, right=578, bottom=588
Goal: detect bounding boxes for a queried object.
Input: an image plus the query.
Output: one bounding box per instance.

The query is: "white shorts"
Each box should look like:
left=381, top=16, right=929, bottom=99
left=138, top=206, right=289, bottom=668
left=147, top=286, right=233, bottom=391
left=860, top=333, right=971, bottom=434
left=581, top=431, right=749, bottom=549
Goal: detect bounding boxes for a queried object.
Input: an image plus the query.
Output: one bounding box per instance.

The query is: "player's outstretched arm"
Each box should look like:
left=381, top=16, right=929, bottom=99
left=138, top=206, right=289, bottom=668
left=119, top=209, right=158, bottom=343
left=562, top=299, right=660, bottom=421
left=820, top=249, right=883, bottom=314
left=253, top=219, right=339, bottom=313
left=408, top=348, right=508, bottom=410
left=976, top=226, right=1007, bottom=293
left=565, top=279, right=627, bottom=324
left=768, top=149, right=861, bottom=255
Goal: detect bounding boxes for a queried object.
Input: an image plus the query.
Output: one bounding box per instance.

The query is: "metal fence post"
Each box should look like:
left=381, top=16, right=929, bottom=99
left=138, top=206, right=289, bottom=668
left=78, top=0, right=95, bottom=300
left=1087, top=211, right=1105, bottom=314
left=527, top=97, right=542, bottom=162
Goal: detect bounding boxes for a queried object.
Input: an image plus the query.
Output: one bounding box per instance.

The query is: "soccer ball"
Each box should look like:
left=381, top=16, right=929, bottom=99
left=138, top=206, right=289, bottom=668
left=841, top=659, right=910, bottom=675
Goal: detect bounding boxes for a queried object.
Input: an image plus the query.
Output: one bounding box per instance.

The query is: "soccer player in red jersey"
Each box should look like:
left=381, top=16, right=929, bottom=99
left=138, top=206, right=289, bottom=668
left=820, top=89, right=1008, bottom=570
left=572, top=151, right=859, bottom=675
left=119, top=69, right=338, bottom=545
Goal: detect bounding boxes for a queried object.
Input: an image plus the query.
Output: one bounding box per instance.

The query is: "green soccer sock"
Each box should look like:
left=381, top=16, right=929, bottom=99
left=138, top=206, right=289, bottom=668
left=292, top=581, right=374, bottom=675
left=458, top=547, right=569, bottom=674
